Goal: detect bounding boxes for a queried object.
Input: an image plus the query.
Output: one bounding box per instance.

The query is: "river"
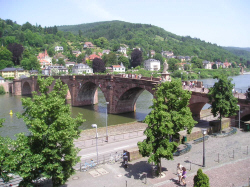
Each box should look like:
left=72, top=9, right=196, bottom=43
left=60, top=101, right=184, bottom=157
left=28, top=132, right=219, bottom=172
left=1, top=74, right=250, bottom=138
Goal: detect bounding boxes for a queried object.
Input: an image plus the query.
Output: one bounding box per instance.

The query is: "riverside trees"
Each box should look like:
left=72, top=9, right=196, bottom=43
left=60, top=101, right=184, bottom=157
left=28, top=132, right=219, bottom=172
left=208, top=75, right=238, bottom=133
left=138, top=79, right=196, bottom=175
left=16, top=76, right=85, bottom=186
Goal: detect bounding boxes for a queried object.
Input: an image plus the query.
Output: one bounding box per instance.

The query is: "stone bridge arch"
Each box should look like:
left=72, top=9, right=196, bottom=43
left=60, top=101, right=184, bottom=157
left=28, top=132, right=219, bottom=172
left=22, top=81, right=32, bottom=96
left=189, top=92, right=210, bottom=120
left=114, top=86, right=154, bottom=114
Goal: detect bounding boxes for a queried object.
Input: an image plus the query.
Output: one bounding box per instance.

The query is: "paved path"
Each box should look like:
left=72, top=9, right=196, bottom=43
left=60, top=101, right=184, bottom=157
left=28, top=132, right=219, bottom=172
left=65, top=128, right=250, bottom=187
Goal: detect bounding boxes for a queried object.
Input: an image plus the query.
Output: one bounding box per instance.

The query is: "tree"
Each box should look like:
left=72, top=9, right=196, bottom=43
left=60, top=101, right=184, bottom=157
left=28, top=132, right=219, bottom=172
left=118, top=55, right=130, bottom=68
left=193, top=169, right=210, bottom=187
left=231, top=62, right=236, bottom=68
left=138, top=79, right=196, bottom=175
left=208, top=75, right=238, bottom=133
left=212, top=63, right=217, bottom=69
left=154, top=53, right=164, bottom=64
left=7, top=43, right=24, bottom=66
left=92, top=58, right=106, bottom=73
left=21, top=55, right=41, bottom=70
left=58, top=58, right=65, bottom=66
left=191, top=57, right=203, bottom=69
left=102, top=52, right=118, bottom=67
left=17, top=76, right=85, bottom=186
left=131, top=48, right=142, bottom=68
left=0, top=46, right=13, bottom=69
left=168, top=58, right=179, bottom=71
left=85, top=48, right=92, bottom=56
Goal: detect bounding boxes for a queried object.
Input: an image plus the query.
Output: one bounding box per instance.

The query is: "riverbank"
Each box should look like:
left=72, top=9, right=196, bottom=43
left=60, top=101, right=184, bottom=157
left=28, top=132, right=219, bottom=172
left=78, top=109, right=213, bottom=141
left=79, top=121, right=148, bottom=140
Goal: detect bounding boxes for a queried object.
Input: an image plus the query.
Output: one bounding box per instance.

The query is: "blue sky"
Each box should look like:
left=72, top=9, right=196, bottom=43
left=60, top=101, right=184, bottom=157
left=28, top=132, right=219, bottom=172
left=1, top=0, right=250, bottom=47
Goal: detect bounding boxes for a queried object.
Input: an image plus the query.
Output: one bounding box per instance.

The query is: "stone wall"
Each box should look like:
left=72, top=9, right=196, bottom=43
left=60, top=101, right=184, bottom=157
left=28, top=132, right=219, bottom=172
left=209, top=118, right=231, bottom=133
left=0, top=82, right=9, bottom=93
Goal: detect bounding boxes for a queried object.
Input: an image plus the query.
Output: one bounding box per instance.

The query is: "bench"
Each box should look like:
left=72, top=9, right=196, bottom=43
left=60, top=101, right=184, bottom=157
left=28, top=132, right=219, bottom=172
left=193, top=136, right=209, bottom=144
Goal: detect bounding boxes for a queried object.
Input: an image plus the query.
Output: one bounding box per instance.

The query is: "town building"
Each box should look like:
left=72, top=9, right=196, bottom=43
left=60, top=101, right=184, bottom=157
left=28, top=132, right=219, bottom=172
left=83, top=42, right=95, bottom=48
left=203, top=60, right=212, bottom=69
left=37, top=49, right=52, bottom=68
left=72, top=63, right=93, bottom=74
left=0, top=76, right=4, bottom=83
left=144, top=59, right=161, bottom=71
left=102, top=50, right=110, bottom=54
left=42, top=66, right=68, bottom=76
left=54, top=46, right=64, bottom=52
left=111, top=63, right=126, bottom=73
left=65, top=62, right=76, bottom=68
left=0, top=67, right=29, bottom=78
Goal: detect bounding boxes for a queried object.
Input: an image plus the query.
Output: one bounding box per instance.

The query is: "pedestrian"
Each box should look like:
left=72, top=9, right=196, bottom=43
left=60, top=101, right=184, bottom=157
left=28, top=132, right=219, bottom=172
left=177, top=163, right=183, bottom=183
left=202, top=85, right=205, bottom=92
left=183, top=82, right=186, bottom=88
left=181, top=167, right=187, bottom=186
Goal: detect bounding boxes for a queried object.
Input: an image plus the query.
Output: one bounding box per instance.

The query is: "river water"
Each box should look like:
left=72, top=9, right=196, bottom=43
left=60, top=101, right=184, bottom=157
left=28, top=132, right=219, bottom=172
left=1, top=74, right=250, bottom=138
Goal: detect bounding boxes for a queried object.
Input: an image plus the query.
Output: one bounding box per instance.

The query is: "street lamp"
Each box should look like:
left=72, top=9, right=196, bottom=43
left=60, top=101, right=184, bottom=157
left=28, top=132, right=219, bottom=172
left=92, top=124, right=98, bottom=164
left=132, top=67, right=133, bottom=73
left=202, top=129, right=207, bottom=167
left=105, top=102, right=109, bottom=142
left=237, top=105, right=240, bottom=129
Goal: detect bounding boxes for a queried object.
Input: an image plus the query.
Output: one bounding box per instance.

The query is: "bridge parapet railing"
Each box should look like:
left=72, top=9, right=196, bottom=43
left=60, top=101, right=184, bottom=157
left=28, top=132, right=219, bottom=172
left=74, top=129, right=145, bottom=149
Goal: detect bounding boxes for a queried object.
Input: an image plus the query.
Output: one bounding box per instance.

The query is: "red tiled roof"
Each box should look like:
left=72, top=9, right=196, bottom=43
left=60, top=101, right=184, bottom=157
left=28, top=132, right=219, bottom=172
left=89, top=54, right=100, bottom=60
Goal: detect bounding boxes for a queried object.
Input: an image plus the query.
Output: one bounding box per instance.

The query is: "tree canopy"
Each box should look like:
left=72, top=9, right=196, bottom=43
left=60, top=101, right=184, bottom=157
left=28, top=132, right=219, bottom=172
left=92, top=58, right=106, bottom=73
left=208, top=75, right=238, bottom=133
left=131, top=48, right=142, bottom=68
left=193, top=169, right=210, bottom=187
left=138, top=78, right=196, bottom=174
left=17, top=76, right=85, bottom=186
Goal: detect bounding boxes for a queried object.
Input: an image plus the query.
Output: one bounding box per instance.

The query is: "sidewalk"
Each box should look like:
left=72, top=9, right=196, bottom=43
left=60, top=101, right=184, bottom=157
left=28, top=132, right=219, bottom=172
left=65, top=128, right=250, bottom=187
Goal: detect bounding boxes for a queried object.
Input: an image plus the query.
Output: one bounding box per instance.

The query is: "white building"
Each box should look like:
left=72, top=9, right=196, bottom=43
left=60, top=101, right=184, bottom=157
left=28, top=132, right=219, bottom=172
left=203, top=60, right=212, bottom=69
left=117, top=47, right=127, bottom=54
left=43, top=66, right=68, bottom=76
left=55, top=46, right=64, bottom=52
left=144, top=59, right=161, bottom=71
left=111, top=63, right=126, bottom=73
left=72, top=63, right=93, bottom=74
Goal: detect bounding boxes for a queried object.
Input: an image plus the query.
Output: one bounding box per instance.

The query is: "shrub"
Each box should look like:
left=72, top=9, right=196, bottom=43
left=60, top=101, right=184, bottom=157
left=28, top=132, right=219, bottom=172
left=0, top=85, right=6, bottom=95
left=194, top=168, right=210, bottom=187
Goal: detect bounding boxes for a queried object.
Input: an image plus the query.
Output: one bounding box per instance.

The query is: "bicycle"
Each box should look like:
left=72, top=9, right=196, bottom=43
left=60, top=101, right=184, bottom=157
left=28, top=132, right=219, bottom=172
left=115, top=152, right=123, bottom=162
left=108, top=155, right=115, bottom=165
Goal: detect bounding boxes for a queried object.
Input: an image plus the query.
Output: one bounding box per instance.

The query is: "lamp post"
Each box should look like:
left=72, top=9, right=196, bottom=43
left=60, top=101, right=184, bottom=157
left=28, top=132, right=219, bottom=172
left=92, top=124, right=98, bottom=164
left=105, top=102, right=109, bottom=142
left=238, top=104, right=240, bottom=129
left=202, top=129, right=207, bottom=167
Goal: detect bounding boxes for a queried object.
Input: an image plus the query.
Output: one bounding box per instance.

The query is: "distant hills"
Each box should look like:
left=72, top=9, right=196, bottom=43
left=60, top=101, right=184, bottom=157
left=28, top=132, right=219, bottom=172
left=58, top=20, right=250, bottom=63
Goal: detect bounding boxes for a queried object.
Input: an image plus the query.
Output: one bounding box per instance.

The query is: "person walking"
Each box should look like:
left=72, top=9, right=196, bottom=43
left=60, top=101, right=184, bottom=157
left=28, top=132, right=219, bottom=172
left=177, top=163, right=183, bottom=183
left=181, top=167, right=187, bottom=186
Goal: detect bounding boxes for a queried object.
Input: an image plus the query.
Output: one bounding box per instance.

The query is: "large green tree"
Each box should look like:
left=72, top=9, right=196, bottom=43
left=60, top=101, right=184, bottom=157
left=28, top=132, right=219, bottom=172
left=208, top=75, right=238, bottom=133
left=17, top=76, right=85, bottom=186
left=138, top=79, right=196, bottom=175
left=21, top=55, right=41, bottom=70
left=167, top=58, right=180, bottom=71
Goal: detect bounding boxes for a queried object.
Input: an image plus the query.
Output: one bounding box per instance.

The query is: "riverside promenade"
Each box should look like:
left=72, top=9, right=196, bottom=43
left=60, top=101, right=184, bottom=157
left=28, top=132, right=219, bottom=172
left=65, top=123, right=250, bottom=187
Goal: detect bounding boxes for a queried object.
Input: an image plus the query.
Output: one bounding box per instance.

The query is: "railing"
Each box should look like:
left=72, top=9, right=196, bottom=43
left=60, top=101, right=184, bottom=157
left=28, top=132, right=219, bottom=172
left=76, top=150, right=124, bottom=172
left=182, top=83, right=248, bottom=100
left=75, top=129, right=145, bottom=149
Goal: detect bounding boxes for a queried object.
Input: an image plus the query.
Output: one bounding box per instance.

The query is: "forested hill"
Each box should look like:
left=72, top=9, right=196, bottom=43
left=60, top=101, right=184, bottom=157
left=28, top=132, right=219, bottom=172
left=223, top=47, right=250, bottom=61
left=58, top=20, right=243, bottom=63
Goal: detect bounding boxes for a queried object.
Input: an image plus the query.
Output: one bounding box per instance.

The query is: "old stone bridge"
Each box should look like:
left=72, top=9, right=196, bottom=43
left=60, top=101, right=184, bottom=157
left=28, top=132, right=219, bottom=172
left=11, top=75, right=250, bottom=123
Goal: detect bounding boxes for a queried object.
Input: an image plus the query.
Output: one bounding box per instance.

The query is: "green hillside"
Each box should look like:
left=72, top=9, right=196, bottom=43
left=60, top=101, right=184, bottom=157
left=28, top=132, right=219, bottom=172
left=58, top=20, right=243, bottom=63
left=223, top=46, right=250, bottom=62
